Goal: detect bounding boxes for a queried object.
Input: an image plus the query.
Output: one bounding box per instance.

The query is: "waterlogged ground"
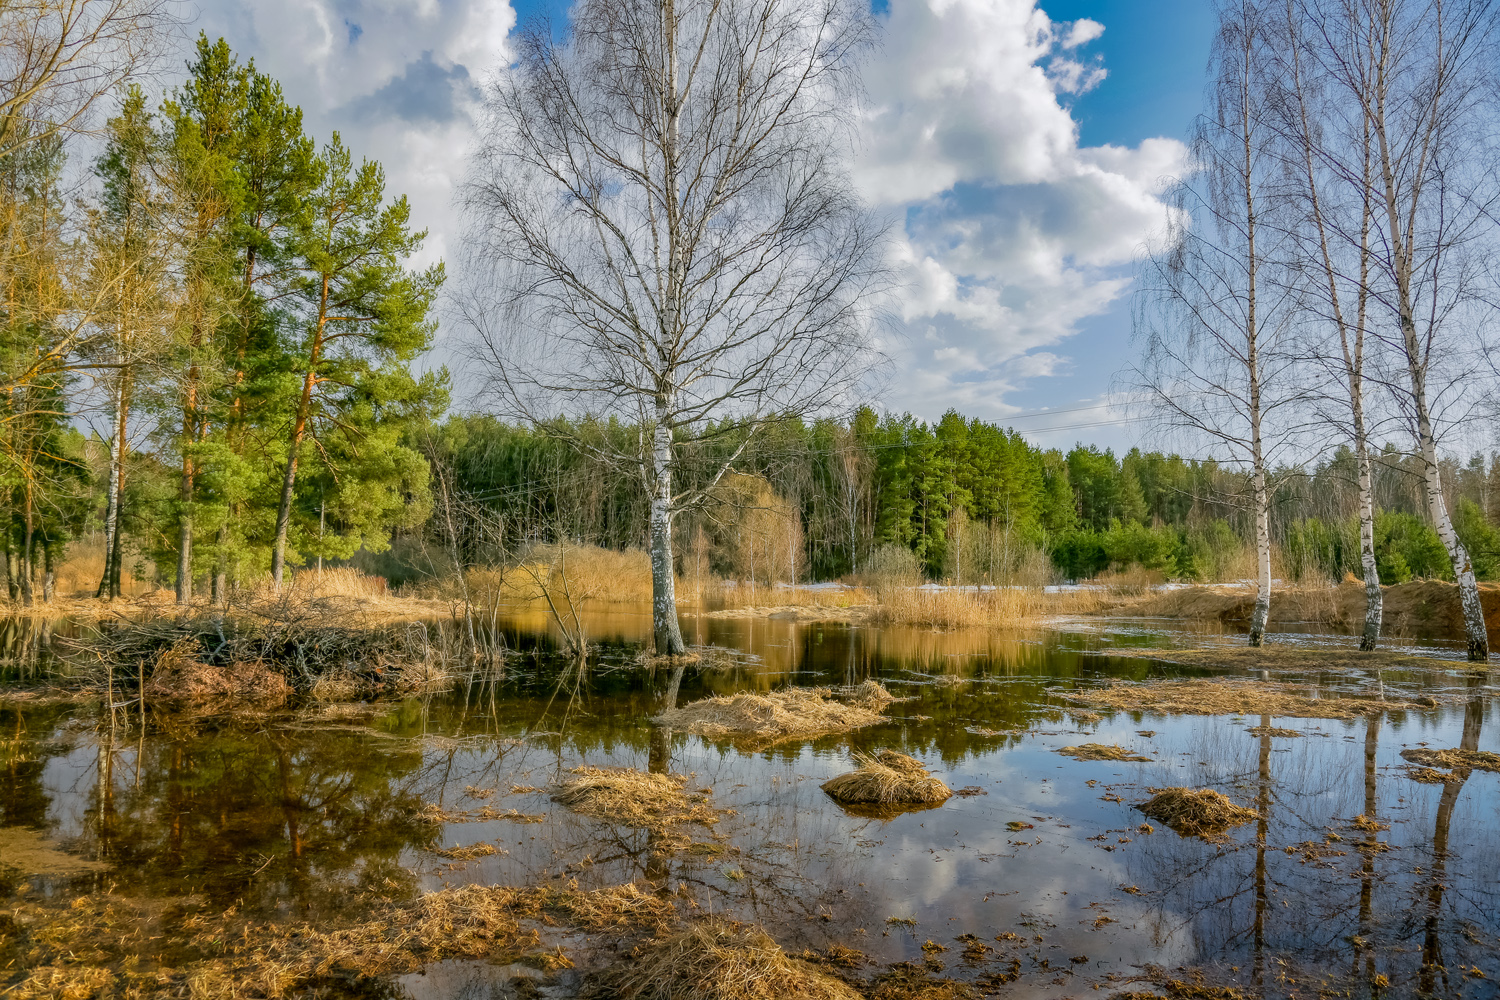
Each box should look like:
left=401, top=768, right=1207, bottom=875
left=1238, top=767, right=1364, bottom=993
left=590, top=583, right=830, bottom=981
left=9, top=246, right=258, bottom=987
left=2, top=610, right=1499, bottom=999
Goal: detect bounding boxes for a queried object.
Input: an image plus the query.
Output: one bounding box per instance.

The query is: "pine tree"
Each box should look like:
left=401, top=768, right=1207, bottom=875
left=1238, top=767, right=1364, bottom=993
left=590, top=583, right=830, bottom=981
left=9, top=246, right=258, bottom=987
left=269, top=134, right=444, bottom=587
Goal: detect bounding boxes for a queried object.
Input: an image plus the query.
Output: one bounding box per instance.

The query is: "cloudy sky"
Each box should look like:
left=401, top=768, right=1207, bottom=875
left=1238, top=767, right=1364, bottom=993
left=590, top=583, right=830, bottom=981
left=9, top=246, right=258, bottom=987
left=190, top=0, right=1214, bottom=450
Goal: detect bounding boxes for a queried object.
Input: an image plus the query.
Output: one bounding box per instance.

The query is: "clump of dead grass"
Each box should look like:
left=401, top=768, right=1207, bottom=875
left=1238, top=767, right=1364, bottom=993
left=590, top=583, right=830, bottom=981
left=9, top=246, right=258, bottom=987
left=141, top=642, right=290, bottom=709
left=582, top=918, right=861, bottom=1000
left=1055, top=744, right=1152, bottom=762
left=1062, top=677, right=1425, bottom=720
left=1400, top=748, right=1500, bottom=773
left=1245, top=725, right=1303, bottom=737
left=821, top=750, right=952, bottom=810
left=654, top=684, right=893, bottom=743
left=1138, top=788, right=1259, bottom=839
left=552, top=766, right=719, bottom=830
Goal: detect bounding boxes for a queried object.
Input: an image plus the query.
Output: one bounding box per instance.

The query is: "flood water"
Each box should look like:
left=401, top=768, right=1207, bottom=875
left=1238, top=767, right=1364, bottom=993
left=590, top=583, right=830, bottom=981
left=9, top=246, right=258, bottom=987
left=3, top=608, right=1499, bottom=998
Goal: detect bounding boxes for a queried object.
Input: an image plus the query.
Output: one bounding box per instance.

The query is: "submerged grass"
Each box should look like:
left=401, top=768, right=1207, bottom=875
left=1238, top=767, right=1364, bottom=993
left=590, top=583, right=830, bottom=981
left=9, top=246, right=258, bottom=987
left=552, top=766, right=719, bottom=830
left=653, top=683, right=894, bottom=743
left=1055, top=743, right=1153, bottom=762
left=821, top=750, right=952, bottom=809
left=582, top=918, right=861, bottom=1000
left=1138, top=788, right=1259, bottom=839
left=1399, top=748, right=1500, bottom=772
left=1062, top=677, right=1433, bottom=720
left=1, top=880, right=676, bottom=999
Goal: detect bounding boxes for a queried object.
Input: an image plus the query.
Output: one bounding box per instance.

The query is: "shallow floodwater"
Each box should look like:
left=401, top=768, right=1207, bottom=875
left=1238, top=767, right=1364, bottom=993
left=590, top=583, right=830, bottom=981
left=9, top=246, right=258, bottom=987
left=2, top=609, right=1499, bottom=999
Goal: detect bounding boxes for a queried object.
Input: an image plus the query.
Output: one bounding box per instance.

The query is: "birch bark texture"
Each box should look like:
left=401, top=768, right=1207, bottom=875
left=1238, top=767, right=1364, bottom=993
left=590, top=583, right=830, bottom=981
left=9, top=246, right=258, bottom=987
left=1131, top=0, right=1303, bottom=648
left=1278, top=0, right=1385, bottom=649
left=1300, top=0, right=1497, bottom=660
left=462, top=0, right=884, bottom=654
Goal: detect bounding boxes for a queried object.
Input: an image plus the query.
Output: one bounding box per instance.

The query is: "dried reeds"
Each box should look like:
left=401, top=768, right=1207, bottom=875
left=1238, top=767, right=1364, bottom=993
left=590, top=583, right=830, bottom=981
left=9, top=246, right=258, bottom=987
left=140, top=643, right=290, bottom=709
left=1399, top=748, right=1500, bottom=773
left=653, top=684, right=894, bottom=743
left=821, top=750, right=952, bottom=809
left=582, top=918, right=861, bottom=1000
left=867, top=586, right=1108, bottom=629
left=1138, top=788, right=1258, bottom=838
left=1063, top=677, right=1426, bottom=720
left=1055, top=744, right=1153, bottom=762
left=552, top=766, right=719, bottom=830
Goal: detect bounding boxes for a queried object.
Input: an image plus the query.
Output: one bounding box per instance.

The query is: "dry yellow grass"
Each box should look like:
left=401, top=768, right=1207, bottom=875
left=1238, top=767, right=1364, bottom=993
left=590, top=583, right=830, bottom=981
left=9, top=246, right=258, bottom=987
left=1061, top=677, right=1433, bottom=720
left=867, top=586, right=1110, bottom=628
left=582, top=918, right=861, bottom=1000
left=1055, top=743, right=1153, bottom=762
left=821, top=750, right=952, bottom=808
left=551, top=766, right=719, bottom=830
left=1138, top=788, right=1259, bottom=838
left=654, top=683, right=894, bottom=743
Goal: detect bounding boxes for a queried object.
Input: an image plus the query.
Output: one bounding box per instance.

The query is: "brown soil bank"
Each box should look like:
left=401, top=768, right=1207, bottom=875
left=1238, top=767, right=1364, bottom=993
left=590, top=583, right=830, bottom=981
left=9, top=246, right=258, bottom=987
left=1118, top=580, right=1500, bottom=640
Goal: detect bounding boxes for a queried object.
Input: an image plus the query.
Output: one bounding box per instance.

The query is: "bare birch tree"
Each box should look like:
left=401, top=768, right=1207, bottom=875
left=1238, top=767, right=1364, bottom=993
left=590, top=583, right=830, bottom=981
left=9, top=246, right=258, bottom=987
left=0, top=0, right=176, bottom=163
left=1131, top=0, right=1304, bottom=647
left=1309, top=0, right=1497, bottom=660
left=461, top=0, right=885, bottom=654
left=1279, top=0, right=1385, bottom=648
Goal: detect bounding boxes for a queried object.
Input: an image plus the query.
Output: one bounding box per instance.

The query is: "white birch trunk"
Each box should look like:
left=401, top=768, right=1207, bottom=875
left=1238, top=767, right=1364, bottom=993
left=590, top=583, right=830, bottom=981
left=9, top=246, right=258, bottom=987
left=649, top=413, right=685, bottom=655
left=1355, top=437, right=1382, bottom=651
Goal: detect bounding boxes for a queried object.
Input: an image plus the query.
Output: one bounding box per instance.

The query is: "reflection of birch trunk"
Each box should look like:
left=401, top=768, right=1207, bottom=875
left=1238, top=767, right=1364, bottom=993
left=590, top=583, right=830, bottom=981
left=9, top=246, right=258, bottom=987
left=1252, top=715, right=1271, bottom=987
left=1419, top=673, right=1483, bottom=995
left=1355, top=713, right=1378, bottom=982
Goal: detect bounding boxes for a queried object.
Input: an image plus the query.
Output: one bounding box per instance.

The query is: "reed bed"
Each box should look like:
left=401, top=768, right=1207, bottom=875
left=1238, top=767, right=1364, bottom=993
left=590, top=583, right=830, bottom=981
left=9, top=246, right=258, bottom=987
left=582, top=918, right=861, bottom=1000
left=866, top=586, right=1111, bottom=629
left=1138, top=788, right=1259, bottom=838
left=821, top=750, right=952, bottom=808
left=654, top=683, right=894, bottom=743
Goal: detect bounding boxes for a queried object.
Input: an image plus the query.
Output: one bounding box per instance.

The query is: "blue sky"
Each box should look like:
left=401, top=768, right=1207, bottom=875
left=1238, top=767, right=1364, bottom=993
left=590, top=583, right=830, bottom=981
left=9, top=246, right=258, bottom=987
left=193, top=0, right=1216, bottom=451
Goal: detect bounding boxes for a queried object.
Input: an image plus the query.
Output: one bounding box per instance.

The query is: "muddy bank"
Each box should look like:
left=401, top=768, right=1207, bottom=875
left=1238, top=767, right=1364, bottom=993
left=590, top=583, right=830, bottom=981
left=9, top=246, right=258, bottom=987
left=1115, top=579, right=1500, bottom=639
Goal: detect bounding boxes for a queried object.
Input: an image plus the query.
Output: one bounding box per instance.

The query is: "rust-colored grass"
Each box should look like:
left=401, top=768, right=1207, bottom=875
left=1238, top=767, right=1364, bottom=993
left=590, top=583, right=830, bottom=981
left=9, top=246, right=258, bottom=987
left=582, top=918, right=861, bottom=1000
left=1055, top=743, right=1153, bottom=762
left=654, top=684, right=894, bottom=743
left=552, top=766, right=719, bottom=830
left=141, top=643, right=290, bottom=709
left=821, top=750, right=952, bottom=808
left=1138, top=788, right=1259, bottom=838
left=1062, top=677, right=1430, bottom=720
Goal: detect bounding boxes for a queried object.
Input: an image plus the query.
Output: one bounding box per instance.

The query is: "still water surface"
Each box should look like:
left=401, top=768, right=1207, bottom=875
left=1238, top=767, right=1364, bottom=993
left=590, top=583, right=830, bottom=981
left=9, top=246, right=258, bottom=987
left=2, top=610, right=1498, bottom=998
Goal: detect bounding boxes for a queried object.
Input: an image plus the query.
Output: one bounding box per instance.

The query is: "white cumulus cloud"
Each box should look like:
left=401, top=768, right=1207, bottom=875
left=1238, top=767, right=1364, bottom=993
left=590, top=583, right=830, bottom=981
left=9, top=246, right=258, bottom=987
left=859, top=0, right=1187, bottom=424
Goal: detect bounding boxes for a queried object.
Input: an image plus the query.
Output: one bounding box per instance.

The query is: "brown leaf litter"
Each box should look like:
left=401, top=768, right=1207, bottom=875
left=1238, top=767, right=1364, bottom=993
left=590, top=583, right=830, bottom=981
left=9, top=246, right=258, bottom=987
left=1062, top=677, right=1434, bottom=720
left=1055, top=744, right=1153, bottom=762
left=581, top=917, right=861, bottom=1000
left=552, top=766, right=720, bottom=830
left=821, top=750, right=953, bottom=811
left=1137, top=788, right=1259, bottom=839
left=653, top=681, right=896, bottom=743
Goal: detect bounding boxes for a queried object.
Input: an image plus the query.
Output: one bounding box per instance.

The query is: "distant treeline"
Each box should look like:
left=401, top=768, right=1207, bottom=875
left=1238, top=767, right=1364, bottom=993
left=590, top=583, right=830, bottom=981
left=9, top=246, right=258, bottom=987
left=400, top=407, right=1500, bottom=588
